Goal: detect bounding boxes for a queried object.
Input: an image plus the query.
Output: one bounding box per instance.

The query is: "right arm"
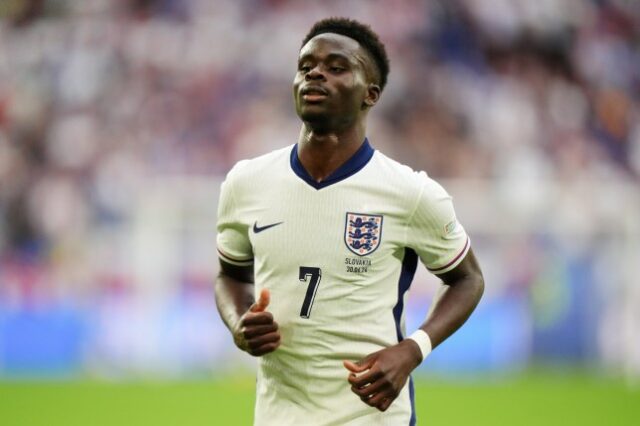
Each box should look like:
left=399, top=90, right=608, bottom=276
left=215, top=259, right=281, bottom=356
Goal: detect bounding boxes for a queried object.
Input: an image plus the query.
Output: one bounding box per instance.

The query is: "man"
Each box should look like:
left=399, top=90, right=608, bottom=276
left=215, top=17, right=484, bottom=426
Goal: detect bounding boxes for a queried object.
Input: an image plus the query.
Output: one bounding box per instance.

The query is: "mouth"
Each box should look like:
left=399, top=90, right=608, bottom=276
left=300, top=86, right=329, bottom=102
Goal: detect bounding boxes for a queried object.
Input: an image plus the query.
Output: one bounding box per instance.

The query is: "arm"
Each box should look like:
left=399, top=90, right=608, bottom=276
left=345, top=248, right=484, bottom=411
left=215, top=259, right=281, bottom=356
left=423, top=247, right=484, bottom=349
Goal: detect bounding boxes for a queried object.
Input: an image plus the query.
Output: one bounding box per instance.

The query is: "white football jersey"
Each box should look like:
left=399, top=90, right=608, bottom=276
left=217, top=140, right=470, bottom=426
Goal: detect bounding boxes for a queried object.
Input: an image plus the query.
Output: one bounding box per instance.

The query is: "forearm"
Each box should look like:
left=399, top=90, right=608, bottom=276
left=214, top=273, right=255, bottom=331
left=421, top=273, right=484, bottom=349
left=215, top=267, right=280, bottom=356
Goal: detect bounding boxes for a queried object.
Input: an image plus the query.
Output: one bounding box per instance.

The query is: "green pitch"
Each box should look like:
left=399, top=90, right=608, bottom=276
left=0, top=372, right=638, bottom=425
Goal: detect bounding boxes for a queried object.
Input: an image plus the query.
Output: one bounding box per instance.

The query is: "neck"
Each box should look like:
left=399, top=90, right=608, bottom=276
left=297, top=121, right=366, bottom=183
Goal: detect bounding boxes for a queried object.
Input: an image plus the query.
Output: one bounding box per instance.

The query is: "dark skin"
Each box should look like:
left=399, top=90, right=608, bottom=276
left=215, top=32, right=484, bottom=412
left=293, top=33, right=380, bottom=181
left=343, top=251, right=484, bottom=411
left=215, top=262, right=281, bottom=357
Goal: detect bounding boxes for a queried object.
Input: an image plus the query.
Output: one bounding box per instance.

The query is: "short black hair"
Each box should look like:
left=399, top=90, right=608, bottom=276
left=301, top=17, right=390, bottom=91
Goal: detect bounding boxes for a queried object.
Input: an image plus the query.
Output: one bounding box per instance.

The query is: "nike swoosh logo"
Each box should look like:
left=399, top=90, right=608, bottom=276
left=253, top=221, right=284, bottom=233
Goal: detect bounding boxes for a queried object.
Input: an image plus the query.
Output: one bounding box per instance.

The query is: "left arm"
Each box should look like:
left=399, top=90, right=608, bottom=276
left=345, top=248, right=484, bottom=411
left=422, top=247, right=484, bottom=348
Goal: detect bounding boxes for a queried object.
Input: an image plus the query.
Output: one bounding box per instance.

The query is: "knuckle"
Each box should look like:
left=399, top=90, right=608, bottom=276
left=259, top=335, right=271, bottom=345
left=250, top=338, right=265, bottom=349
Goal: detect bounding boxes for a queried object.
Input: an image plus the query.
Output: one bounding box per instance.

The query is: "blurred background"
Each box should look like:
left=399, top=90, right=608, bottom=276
left=0, top=0, right=639, bottom=424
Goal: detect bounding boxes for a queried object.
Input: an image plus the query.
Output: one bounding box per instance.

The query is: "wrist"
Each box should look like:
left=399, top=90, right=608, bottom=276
left=406, top=329, right=432, bottom=363
left=401, top=338, right=423, bottom=369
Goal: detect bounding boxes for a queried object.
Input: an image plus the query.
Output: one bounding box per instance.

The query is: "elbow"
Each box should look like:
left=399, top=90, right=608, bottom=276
left=473, top=272, right=485, bottom=304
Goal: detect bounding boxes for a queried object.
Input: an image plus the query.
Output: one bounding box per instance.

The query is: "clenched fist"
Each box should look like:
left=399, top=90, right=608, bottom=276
left=233, top=289, right=281, bottom=356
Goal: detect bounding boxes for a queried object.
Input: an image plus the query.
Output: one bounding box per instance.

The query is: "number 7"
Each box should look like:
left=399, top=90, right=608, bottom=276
left=299, top=267, right=322, bottom=318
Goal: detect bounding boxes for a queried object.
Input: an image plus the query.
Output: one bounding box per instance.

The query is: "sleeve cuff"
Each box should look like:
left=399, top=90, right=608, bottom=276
left=426, top=236, right=470, bottom=274
left=217, top=248, right=254, bottom=266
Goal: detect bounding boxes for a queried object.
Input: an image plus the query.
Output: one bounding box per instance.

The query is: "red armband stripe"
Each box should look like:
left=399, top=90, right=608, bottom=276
left=427, top=237, right=470, bottom=273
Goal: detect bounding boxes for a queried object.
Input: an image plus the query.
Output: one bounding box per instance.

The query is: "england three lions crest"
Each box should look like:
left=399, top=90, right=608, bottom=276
left=345, top=213, right=383, bottom=256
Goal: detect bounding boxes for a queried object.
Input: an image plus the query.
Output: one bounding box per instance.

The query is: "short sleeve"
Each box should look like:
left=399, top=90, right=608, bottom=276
left=406, top=174, right=470, bottom=274
left=216, top=168, right=254, bottom=266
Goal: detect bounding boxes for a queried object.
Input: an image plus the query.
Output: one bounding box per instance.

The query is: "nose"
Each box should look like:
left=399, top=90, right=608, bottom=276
left=305, top=65, right=325, bottom=81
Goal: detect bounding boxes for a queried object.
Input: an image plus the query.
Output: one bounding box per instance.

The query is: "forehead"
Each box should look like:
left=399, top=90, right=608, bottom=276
left=299, top=33, right=365, bottom=61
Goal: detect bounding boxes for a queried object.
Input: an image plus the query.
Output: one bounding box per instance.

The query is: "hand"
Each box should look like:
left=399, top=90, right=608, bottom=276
left=344, top=339, right=422, bottom=412
left=232, top=289, right=281, bottom=356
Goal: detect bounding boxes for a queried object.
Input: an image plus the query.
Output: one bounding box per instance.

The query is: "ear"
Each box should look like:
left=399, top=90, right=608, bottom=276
left=363, top=83, right=381, bottom=108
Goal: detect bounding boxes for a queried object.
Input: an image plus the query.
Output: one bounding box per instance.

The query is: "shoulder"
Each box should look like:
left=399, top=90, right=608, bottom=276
left=368, top=150, right=456, bottom=220
left=370, top=150, right=442, bottom=195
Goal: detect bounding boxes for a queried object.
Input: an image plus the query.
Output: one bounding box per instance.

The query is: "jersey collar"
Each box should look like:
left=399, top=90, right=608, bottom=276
left=290, top=138, right=375, bottom=190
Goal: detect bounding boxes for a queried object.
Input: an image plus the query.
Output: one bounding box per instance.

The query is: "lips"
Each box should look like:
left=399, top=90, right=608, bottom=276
left=301, top=86, right=328, bottom=96
left=300, top=85, right=328, bottom=102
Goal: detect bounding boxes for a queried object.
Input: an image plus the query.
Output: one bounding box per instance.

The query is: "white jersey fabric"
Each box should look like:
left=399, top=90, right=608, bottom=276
left=217, top=140, right=470, bottom=426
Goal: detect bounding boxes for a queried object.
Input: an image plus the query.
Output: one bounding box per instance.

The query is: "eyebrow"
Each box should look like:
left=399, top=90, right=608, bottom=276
left=298, top=52, right=353, bottom=63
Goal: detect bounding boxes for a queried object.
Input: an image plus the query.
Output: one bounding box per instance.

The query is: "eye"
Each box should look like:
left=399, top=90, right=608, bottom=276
left=298, top=64, right=312, bottom=72
left=330, top=66, right=345, bottom=73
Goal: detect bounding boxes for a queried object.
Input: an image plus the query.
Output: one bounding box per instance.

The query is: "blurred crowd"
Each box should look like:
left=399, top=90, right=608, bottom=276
left=0, top=0, right=639, bottom=374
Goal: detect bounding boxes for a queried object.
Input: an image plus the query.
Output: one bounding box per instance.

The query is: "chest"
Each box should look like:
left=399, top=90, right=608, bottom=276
left=246, top=184, right=408, bottom=283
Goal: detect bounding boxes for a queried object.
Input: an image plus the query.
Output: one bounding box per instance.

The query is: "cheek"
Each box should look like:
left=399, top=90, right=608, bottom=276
left=336, top=77, right=361, bottom=99
left=340, top=82, right=367, bottom=107
left=292, top=74, right=304, bottom=91
left=292, top=78, right=303, bottom=103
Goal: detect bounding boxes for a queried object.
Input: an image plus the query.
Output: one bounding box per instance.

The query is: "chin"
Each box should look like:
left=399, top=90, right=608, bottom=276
left=298, top=108, right=332, bottom=125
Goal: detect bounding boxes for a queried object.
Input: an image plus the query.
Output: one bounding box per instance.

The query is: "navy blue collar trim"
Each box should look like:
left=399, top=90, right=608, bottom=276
left=290, top=139, right=375, bottom=190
